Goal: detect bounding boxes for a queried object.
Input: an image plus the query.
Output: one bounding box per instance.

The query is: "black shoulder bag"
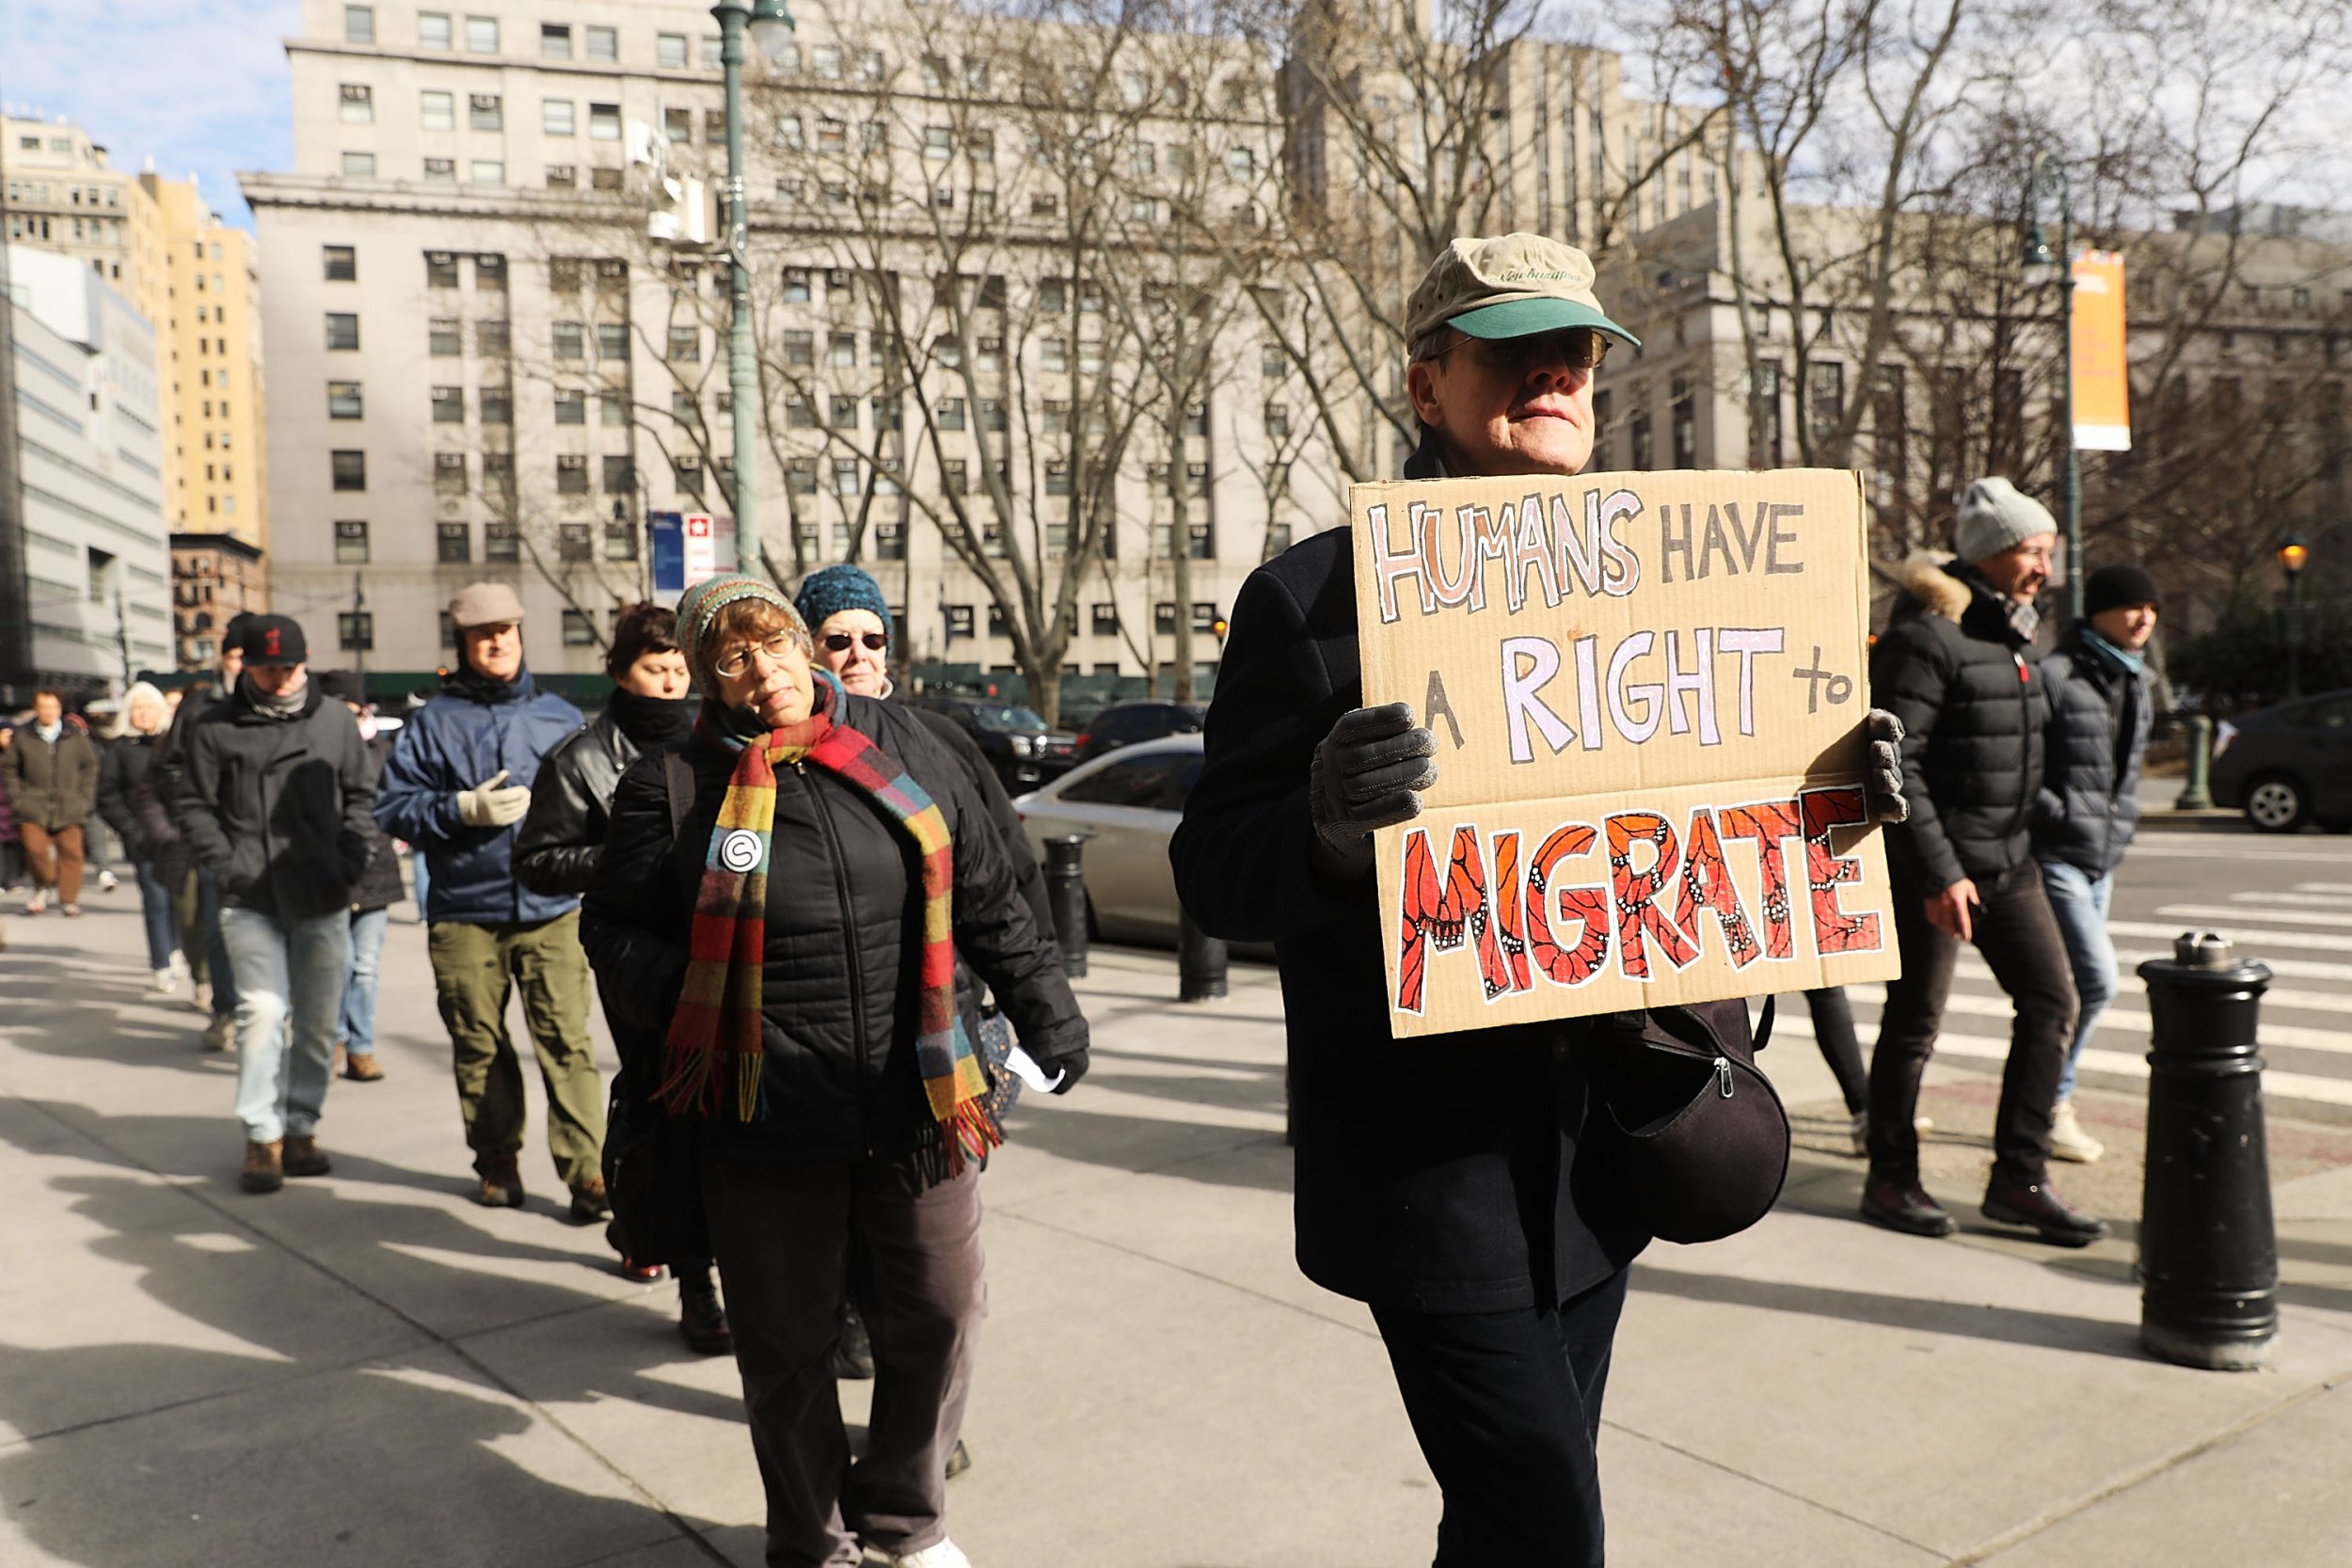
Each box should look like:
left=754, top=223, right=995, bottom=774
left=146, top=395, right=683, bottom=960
left=1591, top=996, right=1789, bottom=1245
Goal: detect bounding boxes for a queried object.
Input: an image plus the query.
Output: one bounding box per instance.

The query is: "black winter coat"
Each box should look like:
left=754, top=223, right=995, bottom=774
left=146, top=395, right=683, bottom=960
left=1871, top=552, right=2050, bottom=891
left=906, top=699, right=1055, bottom=943
left=351, top=730, right=407, bottom=911
left=1170, top=527, right=1657, bottom=1315
left=167, top=683, right=376, bottom=921
left=514, top=707, right=643, bottom=897
left=97, top=733, right=164, bottom=859
left=2032, top=626, right=2154, bottom=877
left=579, top=695, right=1088, bottom=1166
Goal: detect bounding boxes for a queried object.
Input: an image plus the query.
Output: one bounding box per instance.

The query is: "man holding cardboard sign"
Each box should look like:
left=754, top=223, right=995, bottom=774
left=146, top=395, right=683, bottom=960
left=1173, top=234, right=1904, bottom=1566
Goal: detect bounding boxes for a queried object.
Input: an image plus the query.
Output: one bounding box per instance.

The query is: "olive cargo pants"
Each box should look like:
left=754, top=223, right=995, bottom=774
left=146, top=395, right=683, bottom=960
left=428, top=911, right=605, bottom=1191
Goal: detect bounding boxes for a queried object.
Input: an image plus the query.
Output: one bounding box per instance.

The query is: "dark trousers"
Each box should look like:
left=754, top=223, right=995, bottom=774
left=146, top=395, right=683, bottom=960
left=1804, top=987, right=1868, bottom=1114
left=1371, top=1266, right=1630, bottom=1568
left=701, top=1151, right=985, bottom=1568
left=1868, top=861, right=2077, bottom=1191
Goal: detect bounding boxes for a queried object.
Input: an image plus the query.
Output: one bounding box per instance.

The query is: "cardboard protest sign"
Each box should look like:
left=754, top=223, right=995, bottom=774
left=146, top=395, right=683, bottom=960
left=1351, top=468, right=1901, bottom=1037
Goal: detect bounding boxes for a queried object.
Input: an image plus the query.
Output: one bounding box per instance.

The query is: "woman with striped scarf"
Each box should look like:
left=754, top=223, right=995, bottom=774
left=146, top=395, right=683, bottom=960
left=580, top=577, right=1089, bottom=1568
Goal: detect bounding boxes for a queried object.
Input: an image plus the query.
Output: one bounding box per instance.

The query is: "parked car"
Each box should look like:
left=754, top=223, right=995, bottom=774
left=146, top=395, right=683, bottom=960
left=913, top=695, right=1078, bottom=793
left=1073, top=700, right=1206, bottom=763
left=2210, top=687, right=2352, bottom=832
left=1016, top=736, right=1204, bottom=946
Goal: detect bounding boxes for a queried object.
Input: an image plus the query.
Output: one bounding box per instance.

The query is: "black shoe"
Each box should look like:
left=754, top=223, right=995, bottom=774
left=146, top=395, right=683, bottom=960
left=1860, top=1177, right=1958, bottom=1238
left=677, top=1274, right=732, bottom=1354
left=1982, top=1183, right=2107, bottom=1248
left=829, top=1300, right=876, bottom=1380
left=945, top=1438, right=972, bottom=1481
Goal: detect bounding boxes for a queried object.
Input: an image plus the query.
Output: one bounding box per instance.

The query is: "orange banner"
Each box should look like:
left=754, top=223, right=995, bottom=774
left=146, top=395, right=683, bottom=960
left=2072, top=251, right=2132, bottom=452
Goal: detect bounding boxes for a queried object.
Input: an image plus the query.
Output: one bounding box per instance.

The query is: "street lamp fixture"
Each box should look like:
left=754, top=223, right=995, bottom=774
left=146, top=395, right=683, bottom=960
left=2280, top=531, right=2312, bottom=702
left=2280, top=533, right=2311, bottom=579
left=2022, top=150, right=2083, bottom=620
left=747, top=0, right=795, bottom=61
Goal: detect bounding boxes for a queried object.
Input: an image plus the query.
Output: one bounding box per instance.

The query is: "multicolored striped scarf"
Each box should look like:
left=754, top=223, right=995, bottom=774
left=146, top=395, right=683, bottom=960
left=655, top=678, right=1002, bottom=1175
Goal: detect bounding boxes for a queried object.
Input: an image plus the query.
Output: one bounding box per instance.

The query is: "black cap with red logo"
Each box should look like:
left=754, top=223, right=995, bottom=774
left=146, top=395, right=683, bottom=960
left=237, top=614, right=310, bottom=666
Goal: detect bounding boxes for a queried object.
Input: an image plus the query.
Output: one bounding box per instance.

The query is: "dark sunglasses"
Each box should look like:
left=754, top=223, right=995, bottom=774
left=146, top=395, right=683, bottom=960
left=823, top=631, right=889, bottom=654
left=1441, top=326, right=1612, bottom=376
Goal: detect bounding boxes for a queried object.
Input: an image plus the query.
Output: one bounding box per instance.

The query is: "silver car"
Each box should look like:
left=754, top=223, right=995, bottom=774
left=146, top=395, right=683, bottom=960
left=1014, top=736, right=1204, bottom=945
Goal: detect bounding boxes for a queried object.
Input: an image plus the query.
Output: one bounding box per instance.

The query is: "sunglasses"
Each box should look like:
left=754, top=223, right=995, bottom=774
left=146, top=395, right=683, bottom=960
left=1438, top=326, right=1612, bottom=376
left=823, top=631, right=889, bottom=654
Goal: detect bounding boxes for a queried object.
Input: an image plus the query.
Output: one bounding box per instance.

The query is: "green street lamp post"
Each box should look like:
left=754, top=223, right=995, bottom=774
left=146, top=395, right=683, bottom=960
left=710, top=0, right=795, bottom=565
left=2280, top=532, right=2311, bottom=701
left=2024, top=151, right=2084, bottom=623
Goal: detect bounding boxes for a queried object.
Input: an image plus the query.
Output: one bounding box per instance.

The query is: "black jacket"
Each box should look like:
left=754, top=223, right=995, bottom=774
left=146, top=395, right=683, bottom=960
left=1871, top=552, right=2050, bottom=891
left=167, top=681, right=375, bottom=921
left=97, top=733, right=164, bottom=859
left=579, top=695, right=1088, bottom=1165
left=2033, top=626, right=2154, bottom=877
left=514, top=707, right=642, bottom=897
left=906, top=699, right=1054, bottom=942
left=1170, top=527, right=1654, bottom=1314
left=352, top=730, right=407, bottom=911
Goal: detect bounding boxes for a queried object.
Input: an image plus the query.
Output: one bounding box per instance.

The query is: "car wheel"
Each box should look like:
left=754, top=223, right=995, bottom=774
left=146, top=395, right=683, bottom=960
left=2244, top=773, right=2311, bottom=833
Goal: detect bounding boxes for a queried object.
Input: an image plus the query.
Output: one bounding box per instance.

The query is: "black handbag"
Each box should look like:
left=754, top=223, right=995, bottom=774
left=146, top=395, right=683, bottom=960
left=1592, top=996, right=1789, bottom=1245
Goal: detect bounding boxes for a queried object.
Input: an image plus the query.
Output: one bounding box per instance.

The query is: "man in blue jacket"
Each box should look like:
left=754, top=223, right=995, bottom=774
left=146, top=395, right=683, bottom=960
left=374, top=582, right=600, bottom=1213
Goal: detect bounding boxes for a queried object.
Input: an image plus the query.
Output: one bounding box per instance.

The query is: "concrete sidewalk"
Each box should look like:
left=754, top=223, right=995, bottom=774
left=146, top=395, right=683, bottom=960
left=5, top=895, right=2352, bottom=1566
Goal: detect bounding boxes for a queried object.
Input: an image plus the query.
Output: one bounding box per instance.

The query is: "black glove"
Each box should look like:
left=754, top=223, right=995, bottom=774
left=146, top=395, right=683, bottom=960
left=1863, top=708, right=1907, bottom=825
left=1311, top=702, right=1438, bottom=878
left=1041, top=1048, right=1089, bottom=1095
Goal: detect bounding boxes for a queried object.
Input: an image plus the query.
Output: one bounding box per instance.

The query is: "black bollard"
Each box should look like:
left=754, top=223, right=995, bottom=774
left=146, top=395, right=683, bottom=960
left=1043, top=835, right=1089, bottom=980
left=1178, top=908, right=1228, bottom=1003
left=2137, top=930, right=2278, bottom=1370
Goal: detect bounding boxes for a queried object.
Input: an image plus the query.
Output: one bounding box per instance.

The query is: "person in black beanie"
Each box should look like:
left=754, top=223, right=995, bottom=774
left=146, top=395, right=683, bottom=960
left=513, top=602, right=728, bottom=1353
left=2031, top=562, right=2162, bottom=1164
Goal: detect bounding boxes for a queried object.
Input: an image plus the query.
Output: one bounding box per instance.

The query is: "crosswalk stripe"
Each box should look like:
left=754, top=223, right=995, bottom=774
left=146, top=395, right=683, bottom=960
left=2237, top=892, right=2352, bottom=911
left=1768, top=1012, right=2352, bottom=1108
left=1841, top=986, right=2352, bottom=1053
left=2123, top=839, right=2352, bottom=863
left=1948, top=954, right=2352, bottom=1014
left=2110, top=920, right=2352, bottom=955
left=2157, top=903, right=2352, bottom=929
left=2296, top=883, right=2352, bottom=895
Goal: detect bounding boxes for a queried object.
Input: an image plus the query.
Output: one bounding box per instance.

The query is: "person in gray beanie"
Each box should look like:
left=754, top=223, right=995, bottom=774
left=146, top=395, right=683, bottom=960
left=2031, top=562, right=2163, bottom=1164
left=1864, top=479, right=2101, bottom=1247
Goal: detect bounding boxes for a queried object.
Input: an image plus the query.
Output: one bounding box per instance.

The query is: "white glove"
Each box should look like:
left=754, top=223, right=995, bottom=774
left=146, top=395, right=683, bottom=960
left=456, top=768, right=532, bottom=828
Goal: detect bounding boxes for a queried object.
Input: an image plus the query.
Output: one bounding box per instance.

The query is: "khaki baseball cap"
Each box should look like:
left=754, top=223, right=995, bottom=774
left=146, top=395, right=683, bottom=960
left=1405, top=233, right=1641, bottom=349
left=449, top=580, right=526, bottom=628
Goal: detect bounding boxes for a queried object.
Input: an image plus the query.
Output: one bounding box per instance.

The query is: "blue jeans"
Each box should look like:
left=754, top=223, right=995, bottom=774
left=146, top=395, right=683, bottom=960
left=342, top=906, right=390, bottom=1056
left=2039, top=860, right=2118, bottom=1103
left=132, top=857, right=180, bottom=971
left=196, top=864, right=240, bottom=1019
left=221, top=905, right=351, bottom=1144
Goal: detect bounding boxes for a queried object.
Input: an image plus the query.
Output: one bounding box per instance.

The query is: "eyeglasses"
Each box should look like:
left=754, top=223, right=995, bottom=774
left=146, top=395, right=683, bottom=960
left=1438, top=326, right=1612, bottom=376
left=710, top=631, right=803, bottom=679
left=822, top=631, right=889, bottom=654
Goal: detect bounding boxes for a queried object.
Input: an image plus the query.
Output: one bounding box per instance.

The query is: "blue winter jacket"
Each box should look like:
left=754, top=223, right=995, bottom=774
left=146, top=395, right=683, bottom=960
left=373, top=667, right=584, bottom=926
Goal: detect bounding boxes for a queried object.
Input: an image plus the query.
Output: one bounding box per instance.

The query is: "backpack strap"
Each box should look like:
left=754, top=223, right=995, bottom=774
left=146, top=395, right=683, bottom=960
left=1755, top=994, right=1777, bottom=1053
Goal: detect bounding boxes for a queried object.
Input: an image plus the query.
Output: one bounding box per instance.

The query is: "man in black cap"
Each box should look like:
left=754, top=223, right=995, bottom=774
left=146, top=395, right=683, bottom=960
left=169, top=614, right=377, bottom=1194
left=2032, top=562, right=2162, bottom=1164
left=156, top=610, right=258, bottom=1050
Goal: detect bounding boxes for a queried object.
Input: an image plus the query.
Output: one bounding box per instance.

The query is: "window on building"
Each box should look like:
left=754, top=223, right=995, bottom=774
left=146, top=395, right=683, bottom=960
left=421, top=90, right=454, bottom=131
left=665, top=106, right=691, bottom=142
left=786, top=457, right=817, bottom=493
left=933, top=397, right=965, bottom=431
left=345, top=5, right=375, bottom=42
left=437, top=522, right=471, bottom=562
left=469, top=160, right=505, bottom=185
left=1807, top=360, right=1846, bottom=445
left=419, top=10, right=451, bottom=47
left=667, top=325, right=699, bottom=362
left=813, top=44, right=841, bottom=78
left=337, top=611, right=373, bottom=652
left=828, top=331, right=857, bottom=368
left=342, top=151, right=376, bottom=177
left=326, top=312, right=360, bottom=350
left=481, top=524, right=516, bottom=563
left=323, top=245, right=358, bottom=281
left=556, top=453, right=589, bottom=494
left=603, top=455, right=635, bottom=493
left=424, top=250, right=460, bottom=288
left=1089, top=603, right=1119, bottom=635
left=585, top=24, right=616, bottom=61
left=945, top=605, right=974, bottom=640
left=1629, top=408, right=1653, bottom=470
left=705, top=108, right=725, bottom=144
left=589, top=103, right=621, bottom=139
left=562, top=610, right=596, bottom=646
left=465, top=15, right=498, bottom=52
left=599, top=389, right=628, bottom=426
left=782, top=265, right=811, bottom=302
left=469, top=93, right=502, bottom=131
left=605, top=514, right=641, bottom=560
left=341, top=84, right=373, bottom=124
left=327, top=381, right=363, bottom=419
left=1153, top=601, right=1177, bottom=634
left=596, top=323, right=628, bottom=359
left=543, top=99, right=575, bottom=135
left=559, top=523, right=593, bottom=562
left=658, top=33, right=688, bottom=69
left=433, top=452, right=468, bottom=494
left=1670, top=378, right=1696, bottom=469
left=480, top=386, right=512, bottom=424
left=541, top=23, right=571, bottom=58
left=332, top=519, right=370, bottom=563
left=549, top=388, right=585, bottom=426
left=422, top=157, right=455, bottom=182
left=331, top=451, right=367, bottom=491
left=673, top=454, right=704, bottom=494
left=590, top=166, right=623, bottom=190
left=924, top=125, right=952, bottom=161
left=828, top=394, right=857, bottom=429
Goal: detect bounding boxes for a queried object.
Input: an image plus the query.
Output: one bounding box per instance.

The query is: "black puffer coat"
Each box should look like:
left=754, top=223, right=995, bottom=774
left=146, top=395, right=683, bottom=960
left=579, top=694, right=1088, bottom=1165
left=2032, top=626, right=2154, bottom=877
left=97, top=732, right=165, bottom=859
left=516, top=707, right=645, bottom=896
left=1871, top=551, right=2050, bottom=891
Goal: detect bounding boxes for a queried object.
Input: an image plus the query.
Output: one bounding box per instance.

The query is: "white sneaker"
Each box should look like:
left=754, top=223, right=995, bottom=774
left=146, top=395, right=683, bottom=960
left=151, top=967, right=177, bottom=995
left=97, top=869, right=119, bottom=893
left=2049, top=1100, right=2104, bottom=1164
left=24, top=894, right=44, bottom=915
left=1915, top=1115, right=1935, bottom=1137
left=887, top=1541, right=974, bottom=1568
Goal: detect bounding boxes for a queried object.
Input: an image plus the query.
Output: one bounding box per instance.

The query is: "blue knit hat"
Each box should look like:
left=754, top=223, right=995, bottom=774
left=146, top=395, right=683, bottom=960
left=794, top=564, right=894, bottom=643
left=675, top=575, right=806, bottom=692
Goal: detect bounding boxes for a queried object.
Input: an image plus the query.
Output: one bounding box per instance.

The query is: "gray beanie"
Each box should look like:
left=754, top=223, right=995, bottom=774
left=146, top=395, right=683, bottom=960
left=1954, top=477, right=2058, bottom=565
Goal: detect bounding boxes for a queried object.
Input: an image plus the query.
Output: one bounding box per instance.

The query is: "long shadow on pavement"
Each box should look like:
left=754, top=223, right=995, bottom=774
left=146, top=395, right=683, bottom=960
left=1632, top=1265, right=2145, bottom=1360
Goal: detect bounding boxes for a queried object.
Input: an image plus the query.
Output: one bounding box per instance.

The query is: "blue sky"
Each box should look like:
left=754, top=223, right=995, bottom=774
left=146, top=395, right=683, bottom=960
left=1, top=0, right=299, bottom=230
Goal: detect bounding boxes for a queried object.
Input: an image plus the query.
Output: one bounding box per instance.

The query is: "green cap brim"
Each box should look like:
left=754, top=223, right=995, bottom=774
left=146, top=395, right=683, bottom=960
left=1448, top=297, right=1641, bottom=348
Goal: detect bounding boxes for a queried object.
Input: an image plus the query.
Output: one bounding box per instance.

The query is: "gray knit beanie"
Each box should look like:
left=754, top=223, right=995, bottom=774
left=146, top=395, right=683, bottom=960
left=674, top=575, right=807, bottom=692
left=1954, top=477, right=2058, bottom=565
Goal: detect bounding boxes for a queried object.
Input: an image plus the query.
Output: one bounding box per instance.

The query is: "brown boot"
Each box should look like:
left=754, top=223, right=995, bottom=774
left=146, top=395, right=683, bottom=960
left=241, top=1140, right=284, bottom=1195
left=568, top=1177, right=611, bottom=1224
left=343, top=1052, right=385, bottom=1082
left=473, top=1153, right=525, bottom=1208
left=283, top=1135, right=332, bottom=1178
